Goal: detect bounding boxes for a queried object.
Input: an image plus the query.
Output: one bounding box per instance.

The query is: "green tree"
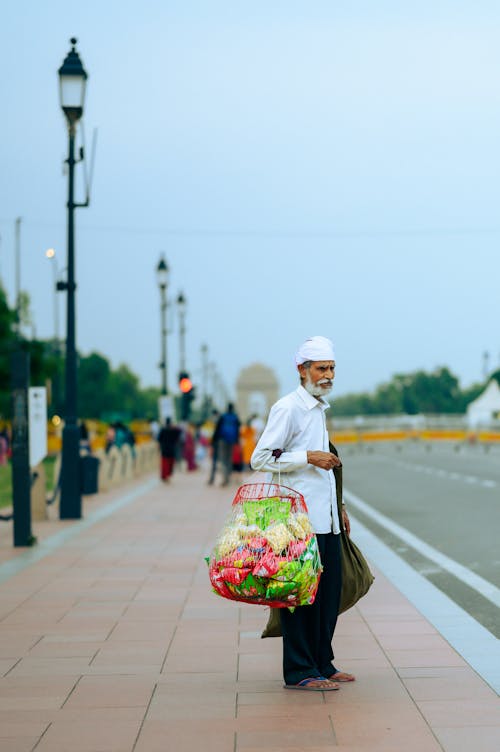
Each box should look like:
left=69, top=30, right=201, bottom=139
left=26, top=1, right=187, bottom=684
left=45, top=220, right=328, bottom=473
left=332, top=366, right=476, bottom=416
left=460, top=381, right=485, bottom=409
left=373, top=380, right=405, bottom=414
left=107, top=364, right=142, bottom=419
left=332, top=392, right=375, bottom=416
left=490, top=369, right=500, bottom=387
left=78, top=352, right=112, bottom=419
left=0, top=285, right=17, bottom=417
left=135, top=386, right=161, bottom=419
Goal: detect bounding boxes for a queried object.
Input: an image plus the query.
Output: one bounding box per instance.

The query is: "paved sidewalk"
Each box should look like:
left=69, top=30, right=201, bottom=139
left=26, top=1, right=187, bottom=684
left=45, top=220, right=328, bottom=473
left=0, top=470, right=498, bottom=751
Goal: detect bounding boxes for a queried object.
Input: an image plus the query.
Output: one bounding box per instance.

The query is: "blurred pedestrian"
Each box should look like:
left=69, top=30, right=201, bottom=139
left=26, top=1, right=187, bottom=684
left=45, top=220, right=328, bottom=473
left=125, top=424, right=136, bottom=459
left=207, top=409, right=221, bottom=485
left=105, top=425, right=116, bottom=453
left=114, top=421, right=129, bottom=449
left=240, top=418, right=257, bottom=470
left=149, top=418, right=160, bottom=440
left=232, top=440, right=244, bottom=483
left=195, top=422, right=209, bottom=466
left=250, top=413, right=265, bottom=441
left=0, top=424, right=8, bottom=466
left=79, top=421, right=91, bottom=453
left=213, top=403, right=241, bottom=487
left=183, top=423, right=198, bottom=472
left=157, top=418, right=182, bottom=482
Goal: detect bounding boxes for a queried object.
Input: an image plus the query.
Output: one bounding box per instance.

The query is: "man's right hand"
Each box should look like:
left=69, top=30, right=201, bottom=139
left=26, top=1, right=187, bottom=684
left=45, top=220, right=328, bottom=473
left=307, top=451, right=342, bottom=470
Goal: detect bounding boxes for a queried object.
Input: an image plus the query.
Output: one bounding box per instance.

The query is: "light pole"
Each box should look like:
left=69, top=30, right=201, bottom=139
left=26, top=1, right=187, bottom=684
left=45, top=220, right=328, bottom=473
left=201, top=343, right=209, bottom=419
left=177, top=292, right=187, bottom=375
left=14, top=217, right=21, bottom=335
left=45, top=249, right=60, bottom=344
left=156, top=256, right=169, bottom=394
left=58, top=38, right=88, bottom=519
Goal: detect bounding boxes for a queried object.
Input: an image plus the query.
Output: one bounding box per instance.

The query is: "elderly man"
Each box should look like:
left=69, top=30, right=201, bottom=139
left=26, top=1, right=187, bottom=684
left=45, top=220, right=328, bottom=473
left=251, top=336, right=355, bottom=691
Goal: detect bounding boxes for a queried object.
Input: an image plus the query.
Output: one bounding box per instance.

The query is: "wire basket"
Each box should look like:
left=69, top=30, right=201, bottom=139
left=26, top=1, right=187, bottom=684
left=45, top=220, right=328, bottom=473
left=208, top=483, right=322, bottom=608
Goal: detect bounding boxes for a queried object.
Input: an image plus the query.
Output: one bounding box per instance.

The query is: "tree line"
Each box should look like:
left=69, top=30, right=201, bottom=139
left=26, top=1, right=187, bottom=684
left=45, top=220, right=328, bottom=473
left=332, top=366, right=498, bottom=417
left=2, top=282, right=497, bottom=421
left=0, top=285, right=160, bottom=421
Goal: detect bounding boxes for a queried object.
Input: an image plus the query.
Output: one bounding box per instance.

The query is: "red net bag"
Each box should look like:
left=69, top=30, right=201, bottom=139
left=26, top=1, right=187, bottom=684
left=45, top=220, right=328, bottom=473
left=208, top=482, right=322, bottom=608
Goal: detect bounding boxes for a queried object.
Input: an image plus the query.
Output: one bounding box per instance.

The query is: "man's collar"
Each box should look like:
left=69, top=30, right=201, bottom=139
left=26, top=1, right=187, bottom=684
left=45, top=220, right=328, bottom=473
left=296, top=384, right=331, bottom=411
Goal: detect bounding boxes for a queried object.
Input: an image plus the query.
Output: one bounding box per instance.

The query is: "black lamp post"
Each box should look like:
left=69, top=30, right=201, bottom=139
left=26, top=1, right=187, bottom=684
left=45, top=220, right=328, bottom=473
left=45, top=249, right=60, bottom=345
left=176, top=292, right=187, bottom=375
left=201, top=343, right=209, bottom=419
left=156, top=256, right=169, bottom=395
left=58, top=38, right=88, bottom=519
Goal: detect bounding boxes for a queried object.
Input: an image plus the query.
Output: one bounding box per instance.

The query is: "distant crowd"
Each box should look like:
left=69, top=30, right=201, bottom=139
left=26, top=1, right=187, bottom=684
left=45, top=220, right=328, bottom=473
left=0, top=407, right=264, bottom=488
left=153, top=404, right=263, bottom=486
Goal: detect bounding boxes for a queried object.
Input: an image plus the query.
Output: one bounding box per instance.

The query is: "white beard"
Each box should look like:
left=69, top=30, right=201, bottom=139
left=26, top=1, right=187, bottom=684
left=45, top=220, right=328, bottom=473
left=304, top=374, right=333, bottom=398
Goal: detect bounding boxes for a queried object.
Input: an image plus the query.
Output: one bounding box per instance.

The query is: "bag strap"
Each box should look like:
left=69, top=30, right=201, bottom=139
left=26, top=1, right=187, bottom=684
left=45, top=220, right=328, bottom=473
left=329, top=441, right=344, bottom=524
left=272, top=448, right=283, bottom=486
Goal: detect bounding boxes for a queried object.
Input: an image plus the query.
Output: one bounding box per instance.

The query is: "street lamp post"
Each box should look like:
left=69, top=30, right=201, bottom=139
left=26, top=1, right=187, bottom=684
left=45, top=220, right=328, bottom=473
left=176, top=292, right=187, bottom=375
left=45, top=249, right=60, bottom=345
left=14, top=217, right=21, bottom=335
left=201, top=343, right=209, bottom=419
left=46, top=248, right=62, bottom=417
left=58, top=38, right=88, bottom=519
left=156, top=256, right=169, bottom=395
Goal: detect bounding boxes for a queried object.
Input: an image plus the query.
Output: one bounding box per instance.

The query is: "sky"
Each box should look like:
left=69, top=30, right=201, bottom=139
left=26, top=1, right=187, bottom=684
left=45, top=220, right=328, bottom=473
left=1, top=1, right=500, bottom=405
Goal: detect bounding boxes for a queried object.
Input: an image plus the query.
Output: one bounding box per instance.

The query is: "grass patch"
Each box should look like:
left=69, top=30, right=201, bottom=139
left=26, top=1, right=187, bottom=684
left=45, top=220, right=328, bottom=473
left=0, top=456, right=57, bottom=510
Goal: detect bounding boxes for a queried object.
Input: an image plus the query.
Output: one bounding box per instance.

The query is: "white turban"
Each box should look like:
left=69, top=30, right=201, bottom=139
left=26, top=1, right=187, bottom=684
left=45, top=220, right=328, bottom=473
left=295, top=336, right=335, bottom=366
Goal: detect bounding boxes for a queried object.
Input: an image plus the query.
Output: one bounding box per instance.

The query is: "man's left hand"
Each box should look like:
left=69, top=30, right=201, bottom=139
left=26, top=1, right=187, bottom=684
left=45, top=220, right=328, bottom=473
left=342, top=507, right=350, bottom=536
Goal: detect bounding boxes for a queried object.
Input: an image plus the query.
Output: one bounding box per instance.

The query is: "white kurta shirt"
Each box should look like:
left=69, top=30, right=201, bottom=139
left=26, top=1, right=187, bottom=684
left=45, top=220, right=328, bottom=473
left=251, top=385, right=340, bottom=535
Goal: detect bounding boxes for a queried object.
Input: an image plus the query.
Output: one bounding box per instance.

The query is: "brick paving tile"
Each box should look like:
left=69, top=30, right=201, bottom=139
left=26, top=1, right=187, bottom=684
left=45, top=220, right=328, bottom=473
left=369, top=619, right=440, bottom=636
left=163, top=644, right=238, bottom=674
left=63, top=675, right=156, bottom=708
left=34, top=718, right=142, bottom=752
left=0, top=658, right=20, bottom=675
left=237, top=689, right=326, bottom=707
left=106, top=620, right=176, bottom=642
left=384, top=647, right=468, bottom=669
left=6, top=656, right=93, bottom=678
left=0, top=470, right=498, bottom=752
left=432, top=726, right=500, bottom=752
left=0, top=718, right=50, bottom=739
left=0, top=626, right=42, bottom=658
left=236, top=727, right=336, bottom=749
left=134, top=719, right=236, bottom=752
left=415, top=698, right=500, bottom=727
left=0, top=675, right=79, bottom=711
left=403, top=673, right=498, bottom=701
left=0, top=738, right=43, bottom=752
left=331, top=707, right=442, bottom=749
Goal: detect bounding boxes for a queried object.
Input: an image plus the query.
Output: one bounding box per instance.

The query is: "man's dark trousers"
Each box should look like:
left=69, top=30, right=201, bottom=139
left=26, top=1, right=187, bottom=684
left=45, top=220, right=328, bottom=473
left=280, top=532, right=342, bottom=686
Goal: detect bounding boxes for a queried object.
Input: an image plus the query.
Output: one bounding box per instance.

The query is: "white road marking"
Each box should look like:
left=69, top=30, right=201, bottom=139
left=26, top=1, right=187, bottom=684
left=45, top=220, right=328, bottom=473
left=483, top=480, right=496, bottom=488
left=376, top=456, right=498, bottom=488
left=344, top=487, right=500, bottom=609
left=349, top=513, right=500, bottom=695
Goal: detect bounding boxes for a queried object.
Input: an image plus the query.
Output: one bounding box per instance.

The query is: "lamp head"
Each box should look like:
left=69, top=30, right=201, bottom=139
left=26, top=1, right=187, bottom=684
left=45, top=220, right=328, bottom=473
left=58, top=37, right=88, bottom=126
left=156, top=256, right=169, bottom=289
left=176, top=291, right=187, bottom=315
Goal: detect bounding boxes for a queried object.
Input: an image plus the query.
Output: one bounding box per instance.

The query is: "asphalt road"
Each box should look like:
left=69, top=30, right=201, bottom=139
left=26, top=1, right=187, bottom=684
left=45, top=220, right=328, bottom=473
left=340, top=440, right=500, bottom=638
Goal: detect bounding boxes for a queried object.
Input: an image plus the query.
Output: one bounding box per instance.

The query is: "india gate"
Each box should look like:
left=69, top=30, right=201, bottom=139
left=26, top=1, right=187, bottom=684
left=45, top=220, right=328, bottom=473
left=235, top=363, right=280, bottom=421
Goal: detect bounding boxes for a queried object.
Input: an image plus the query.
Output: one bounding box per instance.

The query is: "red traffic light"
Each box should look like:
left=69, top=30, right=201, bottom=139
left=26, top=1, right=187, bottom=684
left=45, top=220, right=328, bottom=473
left=179, top=376, right=193, bottom=393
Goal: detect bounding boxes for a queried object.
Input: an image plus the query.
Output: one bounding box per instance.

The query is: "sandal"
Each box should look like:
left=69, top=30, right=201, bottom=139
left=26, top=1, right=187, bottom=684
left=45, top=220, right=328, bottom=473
left=328, top=670, right=355, bottom=682
left=284, top=676, right=340, bottom=691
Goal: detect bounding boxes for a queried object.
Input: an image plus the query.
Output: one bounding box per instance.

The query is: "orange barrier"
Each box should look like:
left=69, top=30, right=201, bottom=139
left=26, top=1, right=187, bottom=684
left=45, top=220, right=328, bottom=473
left=419, top=430, right=467, bottom=441
left=477, top=431, right=500, bottom=442
left=334, top=430, right=412, bottom=444
left=331, top=429, right=500, bottom=444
